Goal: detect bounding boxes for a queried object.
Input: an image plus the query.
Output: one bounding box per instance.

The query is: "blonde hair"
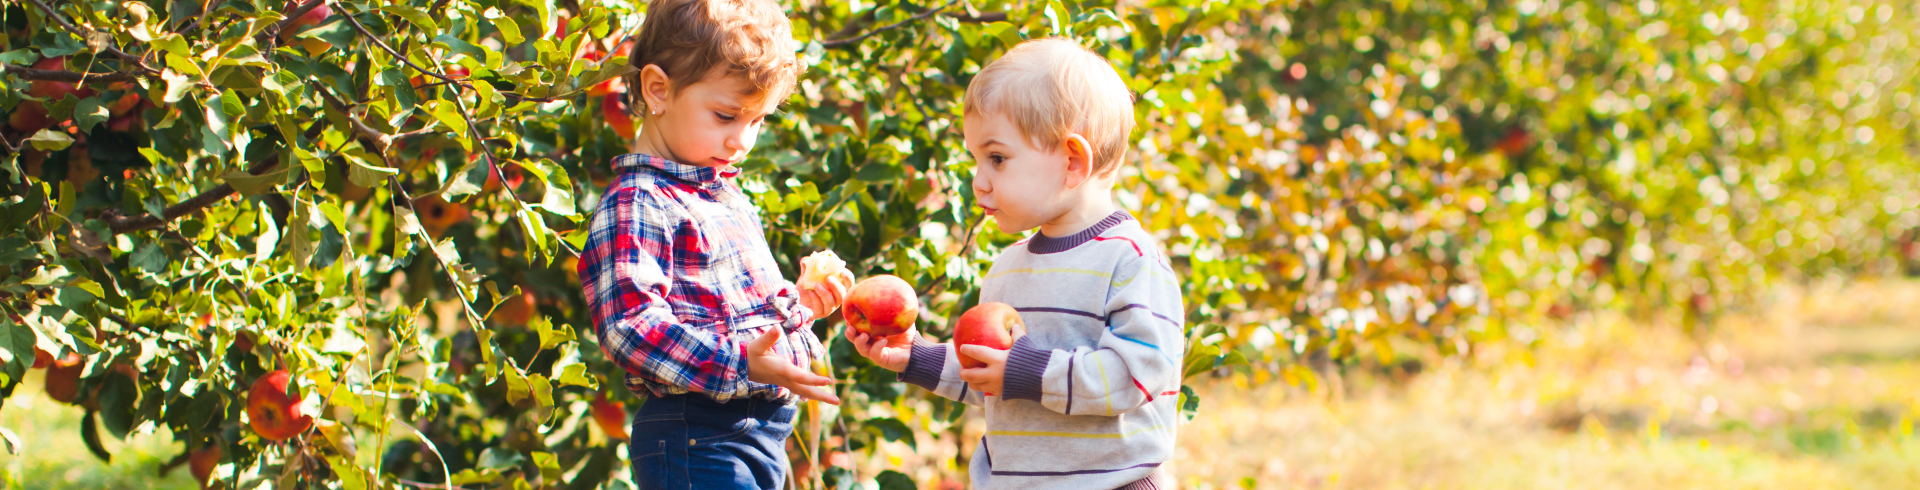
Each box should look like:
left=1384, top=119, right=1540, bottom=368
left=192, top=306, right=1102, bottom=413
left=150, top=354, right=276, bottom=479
left=623, top=0, right=800, bottom=115
left=963, top=38, right=1136, bottom=175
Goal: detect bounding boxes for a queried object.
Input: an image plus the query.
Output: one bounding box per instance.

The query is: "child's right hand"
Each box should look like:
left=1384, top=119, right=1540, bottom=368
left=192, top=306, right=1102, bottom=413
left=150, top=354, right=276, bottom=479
left=848, top=329, right=914, bottom=372
left=745, top=327, right=841, bottom=405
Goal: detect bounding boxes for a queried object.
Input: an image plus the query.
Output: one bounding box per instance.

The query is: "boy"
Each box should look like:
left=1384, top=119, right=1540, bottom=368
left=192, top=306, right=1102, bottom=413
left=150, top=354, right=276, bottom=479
left=576, top=0, right=854, bottom=488
left=851, top=39, right=1186, bottom=490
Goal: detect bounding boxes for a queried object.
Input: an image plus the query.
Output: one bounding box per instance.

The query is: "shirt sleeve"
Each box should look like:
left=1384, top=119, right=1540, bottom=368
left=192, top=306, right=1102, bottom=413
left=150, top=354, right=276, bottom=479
left=1000, top=252, right=1186, bottom=416
left=896, top=333, right=988, bottom=406
left=580, top=187, right=751, bottom=401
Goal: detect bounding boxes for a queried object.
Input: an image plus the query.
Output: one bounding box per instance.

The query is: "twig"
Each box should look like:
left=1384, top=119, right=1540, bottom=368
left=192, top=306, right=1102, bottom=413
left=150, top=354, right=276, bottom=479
left=2, top=64, right=146, bottom=84
left=821, top=0, right=967, bottom=48
left=103, top=122, right=325, bottom=234
left=946, top=11, right=1007, bottom=23
left=257, top=0, right=327, bottom=48
left=311, top=82, right=395, bottom=152
left=24, top=0, right=161, bottom=76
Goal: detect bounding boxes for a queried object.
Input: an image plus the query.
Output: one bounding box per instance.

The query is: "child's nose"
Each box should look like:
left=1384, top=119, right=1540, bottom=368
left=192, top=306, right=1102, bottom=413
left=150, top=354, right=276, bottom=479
left=725, top=122, right=758, bottom=154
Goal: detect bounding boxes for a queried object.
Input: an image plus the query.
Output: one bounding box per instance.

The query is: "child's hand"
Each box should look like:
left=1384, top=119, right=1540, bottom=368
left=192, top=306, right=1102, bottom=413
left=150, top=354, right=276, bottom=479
left=796, top=254, right=854, bottom=318
left=956, top=345, right=1010, bottom=396
left=848, top=329, right=913, bottom=372
left=745, top=327, right=841, bottom=405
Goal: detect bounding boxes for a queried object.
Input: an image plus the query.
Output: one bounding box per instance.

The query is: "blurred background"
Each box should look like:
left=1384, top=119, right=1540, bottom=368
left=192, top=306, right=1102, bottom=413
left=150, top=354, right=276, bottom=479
left=1, top=0, right=1915, bottom=489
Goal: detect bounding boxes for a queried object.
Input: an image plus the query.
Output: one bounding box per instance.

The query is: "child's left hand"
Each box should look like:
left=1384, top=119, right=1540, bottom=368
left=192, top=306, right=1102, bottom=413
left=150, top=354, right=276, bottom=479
left=957, top=345, right=1010, bottom=396
left=796, top=255, right=855, bottom=318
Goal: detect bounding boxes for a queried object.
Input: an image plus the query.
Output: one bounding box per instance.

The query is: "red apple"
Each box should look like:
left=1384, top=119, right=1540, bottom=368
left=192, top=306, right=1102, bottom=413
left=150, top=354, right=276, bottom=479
left=188, top=442, right=221, bottom=488
left=27, top=57, right=95, bottom=102
left=44, top=352, right=85, bottom=404
left=603, top=92, right=636, bottom=141
left=590, top=393, right=629, bottom=441
left=953, top=302, right=1023, bottom=369
left=278, top=1, right=334, bottom=53
left=414, top=195, right=468, bottom=238
left=490, top=287, right=536, bottom=326
left=247, top=370, right=315, bottom=441
left=843, top=275, right=919, bottom=337
left=31, top=346, right=53, bottom=369
left=8, top=101, right=50, bottom=132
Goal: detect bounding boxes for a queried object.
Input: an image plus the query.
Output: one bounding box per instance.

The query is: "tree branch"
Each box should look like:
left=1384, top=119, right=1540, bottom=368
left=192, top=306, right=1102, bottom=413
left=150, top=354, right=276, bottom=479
left=256, top=0, right=327, bottom=48
left=104, top=158, right=277, bottom=234
left=946, top=11, right=1007, bottom=23
left=25, top=0, right=162, bottom=76
left=3, top=64, right=146, bottom=84
left=311, top=82, right=394, bottom=153
left=104, top=122, right=326, bottom=234
left=821, top=0, right=967, bottom=49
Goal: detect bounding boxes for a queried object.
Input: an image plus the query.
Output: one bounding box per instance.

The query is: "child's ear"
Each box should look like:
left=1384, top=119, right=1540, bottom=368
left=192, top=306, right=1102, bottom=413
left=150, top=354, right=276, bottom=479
left=637, top=64, right=673, bottom=115
left=1062, top=133, right=1095, bottom=190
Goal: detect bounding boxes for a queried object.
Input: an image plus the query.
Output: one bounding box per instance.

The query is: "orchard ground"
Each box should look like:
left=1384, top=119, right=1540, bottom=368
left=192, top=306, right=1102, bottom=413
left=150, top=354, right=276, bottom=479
left=4, top=280, right=1918, bottom=489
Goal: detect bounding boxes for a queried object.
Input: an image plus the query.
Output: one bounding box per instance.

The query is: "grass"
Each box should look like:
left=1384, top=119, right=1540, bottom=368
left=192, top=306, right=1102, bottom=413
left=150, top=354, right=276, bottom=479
left=0, top=376, right=200, bottom=489
left=4, top=280, right=1917, bottom=489
left=1174, top=279, right=1920, bottom=490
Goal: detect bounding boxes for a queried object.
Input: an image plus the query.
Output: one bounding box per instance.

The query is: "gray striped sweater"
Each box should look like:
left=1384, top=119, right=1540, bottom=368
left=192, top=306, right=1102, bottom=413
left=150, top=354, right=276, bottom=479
left=901, top=211, right=1185, bottom=490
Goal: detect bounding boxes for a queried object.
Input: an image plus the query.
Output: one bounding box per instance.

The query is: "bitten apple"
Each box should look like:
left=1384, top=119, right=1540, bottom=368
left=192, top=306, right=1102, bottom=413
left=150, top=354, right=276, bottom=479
left=796, top=250, right=846, bottom=291
left=954, top=302, right=1024, bottom=369
left=248, top=370, right=315, bottom=441
left=843, top=275, right=918, bottom=337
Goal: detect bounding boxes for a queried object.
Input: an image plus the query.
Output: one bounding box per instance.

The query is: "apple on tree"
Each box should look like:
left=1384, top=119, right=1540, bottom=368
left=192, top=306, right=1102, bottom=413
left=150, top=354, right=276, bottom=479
left=248, top=370, right=315, bottom=441
left=590, top=393, right=629, bottom=441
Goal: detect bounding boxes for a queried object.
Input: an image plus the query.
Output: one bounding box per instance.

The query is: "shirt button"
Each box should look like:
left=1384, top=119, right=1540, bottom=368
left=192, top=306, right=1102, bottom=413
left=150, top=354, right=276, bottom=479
left=689, top=439, right=697, bottom=446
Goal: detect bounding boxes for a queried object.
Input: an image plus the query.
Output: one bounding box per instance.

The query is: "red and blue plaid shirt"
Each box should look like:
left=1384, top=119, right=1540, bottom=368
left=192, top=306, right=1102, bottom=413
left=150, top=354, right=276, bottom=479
left=578, top=154, right=819, bottom=403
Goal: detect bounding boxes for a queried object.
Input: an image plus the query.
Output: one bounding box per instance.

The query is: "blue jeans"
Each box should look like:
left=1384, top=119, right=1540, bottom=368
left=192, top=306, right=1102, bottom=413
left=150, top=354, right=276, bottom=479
left=629, top=394, right=797, bottom=490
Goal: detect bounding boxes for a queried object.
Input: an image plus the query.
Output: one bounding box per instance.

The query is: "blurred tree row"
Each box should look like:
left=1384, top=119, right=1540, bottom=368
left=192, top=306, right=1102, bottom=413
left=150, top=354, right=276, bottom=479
left=0, top=0, right=1912, bottom=488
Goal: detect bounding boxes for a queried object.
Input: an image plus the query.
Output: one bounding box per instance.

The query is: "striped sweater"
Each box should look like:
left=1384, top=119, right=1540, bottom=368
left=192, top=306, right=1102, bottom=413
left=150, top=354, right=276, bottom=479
left=901, top=211, right=1185, bottom=490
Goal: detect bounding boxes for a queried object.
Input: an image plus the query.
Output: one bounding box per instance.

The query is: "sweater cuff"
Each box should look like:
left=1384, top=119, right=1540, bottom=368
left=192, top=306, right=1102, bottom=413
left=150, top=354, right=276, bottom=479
left=1001, top=336, right=1051, bottom=402
left=897, top=343, right=947, bottom=390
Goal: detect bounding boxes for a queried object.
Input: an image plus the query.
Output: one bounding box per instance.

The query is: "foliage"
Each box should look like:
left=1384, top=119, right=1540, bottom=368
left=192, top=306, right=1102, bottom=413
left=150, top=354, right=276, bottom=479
left=0, top=0, right=1914, bottom=488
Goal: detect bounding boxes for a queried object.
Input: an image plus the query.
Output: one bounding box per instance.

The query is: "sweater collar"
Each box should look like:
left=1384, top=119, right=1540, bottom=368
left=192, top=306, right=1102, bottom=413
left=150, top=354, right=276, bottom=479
left=1027, top=211, right=1134, bottom=254
left=613, top=153, right=740, bottom=184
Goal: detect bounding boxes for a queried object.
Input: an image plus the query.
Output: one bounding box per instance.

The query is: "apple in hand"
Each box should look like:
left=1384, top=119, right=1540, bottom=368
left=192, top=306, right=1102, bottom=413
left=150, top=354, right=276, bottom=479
left=954, top=302, right=1024, bottom=369
left=247, top=370, right=315, bottom=441
left=843, top=275, right=918, bottom=337
left=797, top=250, right=847, bottom=291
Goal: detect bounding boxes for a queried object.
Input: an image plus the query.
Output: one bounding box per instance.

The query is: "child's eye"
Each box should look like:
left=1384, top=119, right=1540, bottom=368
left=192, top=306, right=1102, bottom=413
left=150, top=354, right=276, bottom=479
left=715, top=112, right=737, bottom=122
left=989, top=154, right=1006, bottom=166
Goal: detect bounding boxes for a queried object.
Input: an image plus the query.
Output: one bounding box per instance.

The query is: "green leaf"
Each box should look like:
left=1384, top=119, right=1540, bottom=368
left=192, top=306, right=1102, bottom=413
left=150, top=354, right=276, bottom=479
left=877, top=470, right=918, bottom=490
left=71, top=96, right=109, bottom=134
left=345, top=157, right=398, bottom=188
left=80, top=411, right=111, bottom=462
left=222, top=166, right=290, bottom=195
left=425, top=100, right=471, bottom=151
left=553, top=363, right=596, bottom=389
left=26, top=129, right=73, bottom=151
left=861, top=417, right=916, bottom=449
left=98, top=371, right=140, bottom=439
left=379, top=5, right=439, bottom=33
left=493, top=15, right=524, bottom=45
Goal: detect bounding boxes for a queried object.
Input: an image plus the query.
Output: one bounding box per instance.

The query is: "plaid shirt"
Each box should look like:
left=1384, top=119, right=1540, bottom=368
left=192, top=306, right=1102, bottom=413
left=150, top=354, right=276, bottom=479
left=578, top=154, right=819, bottom=403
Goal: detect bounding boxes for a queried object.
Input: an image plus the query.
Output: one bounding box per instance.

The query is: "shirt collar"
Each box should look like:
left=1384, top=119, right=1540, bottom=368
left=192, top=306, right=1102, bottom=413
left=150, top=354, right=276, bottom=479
left=613, top=153, right=740, bottom=183
left=1028, top=210, right=1135, bottom=254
